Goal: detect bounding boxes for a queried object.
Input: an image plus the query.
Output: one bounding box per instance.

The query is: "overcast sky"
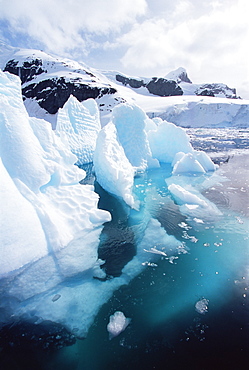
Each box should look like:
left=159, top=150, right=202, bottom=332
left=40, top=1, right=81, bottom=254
left=0, top=0, right=248, bottom=98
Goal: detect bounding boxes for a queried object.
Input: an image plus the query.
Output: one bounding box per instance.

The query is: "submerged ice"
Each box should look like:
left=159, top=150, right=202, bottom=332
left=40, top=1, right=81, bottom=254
left=0, top=69, right=226, bottom=341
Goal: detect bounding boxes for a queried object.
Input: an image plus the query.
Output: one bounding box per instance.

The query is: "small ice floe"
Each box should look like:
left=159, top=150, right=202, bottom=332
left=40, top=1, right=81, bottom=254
left=178, top=222, right=192, bottom=230
left=195, top=298, right=209, bottom=314
left=182, top=231, right=198, bottom=243
left=236, top=216, right=244, bottom=224
left=52, top=294, right=61, bottom=302
left=168, top=256, right=179, bottom=264
left=193, top=218, right=204, bottom=224
left=141, top=261, right=158, bottom=267
left=143, top=247, right=167, bottom=257
left=107, top=311, right=131, bottom=340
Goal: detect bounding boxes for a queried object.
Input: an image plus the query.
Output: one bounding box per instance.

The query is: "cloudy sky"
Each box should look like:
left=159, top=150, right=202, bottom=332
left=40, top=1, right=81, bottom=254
left=0, top=0, right=248, bottom=98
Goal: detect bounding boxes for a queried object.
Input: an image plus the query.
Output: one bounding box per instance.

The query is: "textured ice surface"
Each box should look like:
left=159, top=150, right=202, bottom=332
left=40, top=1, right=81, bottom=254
left=147, top=120, right=193, bottom=163
left=195, top=298, right=209, bottom=314
left=56, top=96, right=101, bottom=165
left=0, top=70, right=111, bottom=336
left=93, top=121, right=137, bottom=208
left=112, top=103, right=158, bottom=170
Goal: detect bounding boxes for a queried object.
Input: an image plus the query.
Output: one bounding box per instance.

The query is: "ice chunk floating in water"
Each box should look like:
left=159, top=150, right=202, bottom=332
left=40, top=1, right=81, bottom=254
left=195, top=298, right=209, bottom=314
left=107, top=311, right=131, bottom=339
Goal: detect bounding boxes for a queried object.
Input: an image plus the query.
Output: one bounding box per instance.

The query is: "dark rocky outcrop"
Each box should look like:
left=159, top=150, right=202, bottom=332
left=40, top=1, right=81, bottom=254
left=146, top=77, right=183, bottom=97
left=116, top=74, right=145, bottom=89
left=22, top=77, right=116, bottom=114
left=195, top=83, right=237, bottom=99
left=177, top=70, right=192, bottom=84
left=116, top=73, right=183, bottom=97
left=4, top=58, right=45, bottom=84
left=4, top=57, right=117, bottom=114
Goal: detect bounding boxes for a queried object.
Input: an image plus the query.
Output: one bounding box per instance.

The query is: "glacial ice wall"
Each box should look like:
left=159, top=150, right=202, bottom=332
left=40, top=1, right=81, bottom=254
left=0, top=70, right=112, bottom=336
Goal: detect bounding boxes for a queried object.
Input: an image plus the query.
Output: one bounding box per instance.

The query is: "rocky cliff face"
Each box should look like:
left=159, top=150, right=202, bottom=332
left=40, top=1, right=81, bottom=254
left=194, top=83, right=237, bottom=99
left=4, top=56, right=117, bottom=115
left=115, top=74, right=183, bottom=96
left=146, top=77, right=183, bottom=96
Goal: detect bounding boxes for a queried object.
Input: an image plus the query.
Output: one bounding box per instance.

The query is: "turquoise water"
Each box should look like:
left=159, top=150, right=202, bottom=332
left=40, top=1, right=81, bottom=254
left=1, top=129, right=249, bottom=369
left=79, top=130, right=249, bottom=369
left=50, top=150, right=248, bottom=369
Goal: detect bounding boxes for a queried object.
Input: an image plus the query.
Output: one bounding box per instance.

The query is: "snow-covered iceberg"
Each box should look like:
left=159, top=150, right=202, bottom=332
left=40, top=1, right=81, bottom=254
left=56, top=96, right=101, bottom=165
left=0, top=70, right=112, bottom=336
left=93, top=102, right=216, bottom=209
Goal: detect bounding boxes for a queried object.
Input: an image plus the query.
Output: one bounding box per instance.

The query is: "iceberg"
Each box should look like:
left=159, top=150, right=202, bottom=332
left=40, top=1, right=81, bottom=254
left=56, top=96, right=101, bottom=165
left=93, top=121, right=137, bottom=209
left=147, top=119, right=193, bottom=163
left=168, top=183, right=222, bottom=220
left=107, top=311, right=131, bottom=339
left=0, top=68, right=220, bottom=342
left=0, top=70, right=111, bottom=336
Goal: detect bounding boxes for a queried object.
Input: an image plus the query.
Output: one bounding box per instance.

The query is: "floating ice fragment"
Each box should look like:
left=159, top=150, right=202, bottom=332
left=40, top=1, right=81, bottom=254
left=195, top=298, right=209, bottom=314
left=178, top=222, right=192, bottom=230
left=236, top=217, right=244, bottom=224
left=168, top=256, right=179, bottom=264
left=107, top=311, right=131, bottom=339
left=143, top=247, right=167, bottom=257
left=193, top=218, right=204, bottom=224
left=203, top=243, right=210, bottom=247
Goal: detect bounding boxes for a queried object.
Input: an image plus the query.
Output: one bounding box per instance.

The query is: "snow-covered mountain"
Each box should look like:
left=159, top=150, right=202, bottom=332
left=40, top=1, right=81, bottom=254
left=1, top=45, right=248, bottom=128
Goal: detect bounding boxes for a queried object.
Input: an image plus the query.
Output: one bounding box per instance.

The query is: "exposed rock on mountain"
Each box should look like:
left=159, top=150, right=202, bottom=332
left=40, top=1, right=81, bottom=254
left=21, top=77, right=116, bottom=114
left=116, top=74, right=145, bottom=88
left=1, top=47, right=241, bottom=125
left=146, top=77, right=183, bottom=96
left=4, top=55, right=117, bottom=115
left=4, top=58, right=45, bottom=84
left=116, top=73, right=183, bottom=96
left=195, top=83, right=237, bottom=99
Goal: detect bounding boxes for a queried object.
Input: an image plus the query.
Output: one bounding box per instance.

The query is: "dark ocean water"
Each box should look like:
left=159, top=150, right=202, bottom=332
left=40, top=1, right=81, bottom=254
left=0, top=128, right=248, bottom=370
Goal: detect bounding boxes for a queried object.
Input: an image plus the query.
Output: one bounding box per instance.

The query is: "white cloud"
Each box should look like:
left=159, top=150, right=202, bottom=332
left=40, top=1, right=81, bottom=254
left=0, top=0, right=248, bottom=97
left=116, top=0, right=249, bottom=96
left=0, top=0, right=147, bottom=54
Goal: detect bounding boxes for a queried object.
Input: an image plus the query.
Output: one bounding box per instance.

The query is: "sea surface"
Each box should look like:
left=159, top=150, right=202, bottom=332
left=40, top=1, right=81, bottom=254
left=1, top=128, right=249, bottom=369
